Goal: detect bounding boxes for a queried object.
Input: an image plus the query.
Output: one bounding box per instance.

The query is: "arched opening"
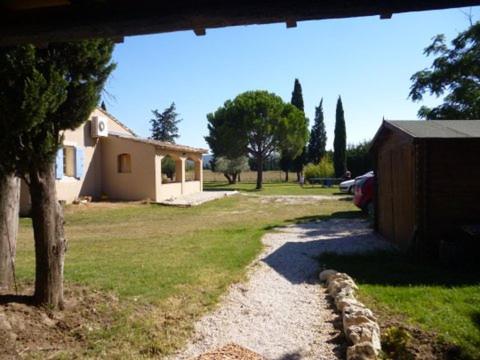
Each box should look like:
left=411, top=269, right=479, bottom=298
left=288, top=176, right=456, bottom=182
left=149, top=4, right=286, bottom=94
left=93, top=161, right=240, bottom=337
left=161, top=154, right=176, bottom=182
left=117, top=153, right=132, bottom=173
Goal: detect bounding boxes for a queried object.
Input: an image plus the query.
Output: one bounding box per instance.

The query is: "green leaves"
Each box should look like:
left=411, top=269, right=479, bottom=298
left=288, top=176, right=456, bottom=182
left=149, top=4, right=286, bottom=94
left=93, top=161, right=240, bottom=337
left=410, top=22, right=480, bottom=119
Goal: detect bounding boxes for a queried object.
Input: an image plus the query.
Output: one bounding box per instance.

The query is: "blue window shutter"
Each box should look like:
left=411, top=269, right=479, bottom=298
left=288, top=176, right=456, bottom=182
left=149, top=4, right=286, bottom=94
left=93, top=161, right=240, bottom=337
left=75, top=147, right=84, bottom=179
left=55, top=149, right=64, bottom=180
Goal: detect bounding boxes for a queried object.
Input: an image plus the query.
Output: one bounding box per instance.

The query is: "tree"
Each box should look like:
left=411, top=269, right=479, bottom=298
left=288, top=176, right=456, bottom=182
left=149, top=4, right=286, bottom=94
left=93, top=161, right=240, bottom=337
left=308, top=99, right=327, bottom=164
left=333, top=96, right=347, bottom=177
left=150, top=103, right=181, bottom=143
left=290, top=78, right=308, bottom=181
left=0, top=176, right=20, bottom=291
left=100, top=100, right=107, bottom=111
left=214, top=156, right=249, bottom=184
left=279, top=152, right=292, bottom=182
left=409, top=21, right=480, bottom=119
left=206, top=91, right=308, bottom=189
left=291, top=78, right=304, bottom=112
left=0, top=45, right=66, bottom=292
left=346, top=140, right=372, bottom=177
left=0, top=40, right=115, bottom=308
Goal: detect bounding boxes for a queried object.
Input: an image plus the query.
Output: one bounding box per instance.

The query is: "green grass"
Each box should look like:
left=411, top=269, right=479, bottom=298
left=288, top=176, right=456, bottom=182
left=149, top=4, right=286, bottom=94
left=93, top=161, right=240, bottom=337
left=16, top=195, right=357, bottom=357
left=319, top=252, right=480, bottom=359
left=204, top=181, right=341, bottom=195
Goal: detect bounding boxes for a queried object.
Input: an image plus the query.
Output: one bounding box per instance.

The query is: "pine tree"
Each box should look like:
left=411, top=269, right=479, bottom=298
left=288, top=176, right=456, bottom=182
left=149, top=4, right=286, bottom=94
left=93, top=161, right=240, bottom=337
left=150, top=102, right=181, bottom=143
left=333, top=96, right=347, bottom=177
left=308, top=99, right=327, bottom=164
left=290, top=78, right=307, bottom=180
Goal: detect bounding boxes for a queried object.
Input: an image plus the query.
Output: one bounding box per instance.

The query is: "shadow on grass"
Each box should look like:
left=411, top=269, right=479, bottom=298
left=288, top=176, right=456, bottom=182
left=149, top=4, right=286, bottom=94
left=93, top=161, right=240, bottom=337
left=318, top=251, right=480, bottom=287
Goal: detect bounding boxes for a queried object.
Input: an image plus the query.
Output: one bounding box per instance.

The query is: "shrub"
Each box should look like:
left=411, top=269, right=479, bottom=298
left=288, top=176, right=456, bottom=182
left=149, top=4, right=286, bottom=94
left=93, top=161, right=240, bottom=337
left=304, top=157, right=334, bottom=179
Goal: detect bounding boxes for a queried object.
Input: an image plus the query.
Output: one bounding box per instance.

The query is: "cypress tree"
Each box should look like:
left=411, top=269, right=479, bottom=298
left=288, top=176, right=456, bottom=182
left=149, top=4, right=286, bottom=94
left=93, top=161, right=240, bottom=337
left=333, top=96, right=347, bottom=177
left=290, top=78, right=307, bottom=180
left=291, top=78, right=304, bottom=112
left=307, top=99, right=327, bottom=164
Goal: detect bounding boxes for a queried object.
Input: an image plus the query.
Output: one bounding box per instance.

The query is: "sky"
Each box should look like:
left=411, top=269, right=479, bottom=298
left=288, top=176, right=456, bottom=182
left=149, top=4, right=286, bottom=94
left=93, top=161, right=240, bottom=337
left=103, top=6, right=480, bottom=152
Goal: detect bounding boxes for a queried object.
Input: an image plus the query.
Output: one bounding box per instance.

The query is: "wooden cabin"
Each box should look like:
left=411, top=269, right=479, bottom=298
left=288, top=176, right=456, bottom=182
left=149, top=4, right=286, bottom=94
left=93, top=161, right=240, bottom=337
left=370, top=120, right=480, bottom=259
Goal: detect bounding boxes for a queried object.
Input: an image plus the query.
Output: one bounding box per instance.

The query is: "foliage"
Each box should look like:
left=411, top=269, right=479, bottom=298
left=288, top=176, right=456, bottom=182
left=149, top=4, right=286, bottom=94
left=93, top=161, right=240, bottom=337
left=214, top=156, right=249, bottom=184
left=308, top=99, right=327, bottom=164
left=289, top=79, right=308, bottom=177
left=205, top=91, right=308, bottom=189
left=291, top=78, right=304, bottom=112
left=303, top=157, right=335, bottom=179
left=346, top=140, right=372, bottom=177
left=381, top=326, right=414, bottom=360
left=410, top=21, right=480, bottom=119
left=161, top=156, right=176, bottom=179
left=333, top=96, right=347, bottom=177
left=100, top=101, right=107, bottom=111
left=150, top=102, right=181, bottom=143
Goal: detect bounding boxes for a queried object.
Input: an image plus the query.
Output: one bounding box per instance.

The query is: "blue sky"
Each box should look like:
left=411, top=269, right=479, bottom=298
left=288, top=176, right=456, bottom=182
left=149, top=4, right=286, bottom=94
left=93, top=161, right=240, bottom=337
left=104, top=6, right=480, bottom=151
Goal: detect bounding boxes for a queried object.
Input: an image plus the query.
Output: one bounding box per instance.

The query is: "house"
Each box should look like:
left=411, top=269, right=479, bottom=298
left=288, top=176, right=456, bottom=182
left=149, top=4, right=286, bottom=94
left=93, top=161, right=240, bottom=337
left=370, top=120, right=480, bottom=259
left=20, top=107, right=207, bottom=215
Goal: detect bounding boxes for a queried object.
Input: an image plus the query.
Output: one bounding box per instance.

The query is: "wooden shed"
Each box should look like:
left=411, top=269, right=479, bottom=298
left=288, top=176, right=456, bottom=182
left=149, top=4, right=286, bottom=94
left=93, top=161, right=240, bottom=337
left=370, top=120, right=480, bottom=259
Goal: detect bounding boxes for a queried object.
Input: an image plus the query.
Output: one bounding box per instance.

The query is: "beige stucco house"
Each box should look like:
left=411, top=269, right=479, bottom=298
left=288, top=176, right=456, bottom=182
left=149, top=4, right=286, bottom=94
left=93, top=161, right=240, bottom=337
left=20, top=107, right=207, bottom=215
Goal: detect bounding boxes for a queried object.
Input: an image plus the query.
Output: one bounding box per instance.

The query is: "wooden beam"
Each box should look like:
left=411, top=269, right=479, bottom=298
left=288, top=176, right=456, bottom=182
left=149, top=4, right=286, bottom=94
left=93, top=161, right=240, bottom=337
left=0, top=0, right=479, bottom=45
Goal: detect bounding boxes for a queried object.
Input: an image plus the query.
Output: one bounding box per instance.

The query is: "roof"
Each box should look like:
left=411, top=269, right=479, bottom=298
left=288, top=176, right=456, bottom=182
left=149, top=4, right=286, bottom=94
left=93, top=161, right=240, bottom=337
left=109, top=133, right=208, bottom=154
left=386, top=120, right=480, bottom=138
left=96, top=107, right=137, bottom=137
left=0, top=1, right=477, bottom=45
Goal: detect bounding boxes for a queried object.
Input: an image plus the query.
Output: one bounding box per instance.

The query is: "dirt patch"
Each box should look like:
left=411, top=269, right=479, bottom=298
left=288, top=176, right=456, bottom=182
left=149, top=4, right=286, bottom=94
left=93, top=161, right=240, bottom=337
left=377, top=311, right=463, bottom=360
left=0, top=284, right=121, bottom=359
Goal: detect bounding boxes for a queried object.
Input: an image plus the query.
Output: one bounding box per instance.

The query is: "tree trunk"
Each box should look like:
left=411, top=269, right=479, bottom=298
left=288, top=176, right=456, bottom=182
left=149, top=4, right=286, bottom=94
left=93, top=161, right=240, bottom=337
left=256, top=157, right=264, bottom=190
left=224, top=173, right=235, bottom=184
left=296, top=171, right=301, bottom=182
left=0, top=174, right=20, bottom=291
left=29, top=161, right=66, bottom=309
left=237, top=172, right=241, bottom=183
left=284, top=171, right=289, bottom=182
left=232, top=173, right=237, bottom=184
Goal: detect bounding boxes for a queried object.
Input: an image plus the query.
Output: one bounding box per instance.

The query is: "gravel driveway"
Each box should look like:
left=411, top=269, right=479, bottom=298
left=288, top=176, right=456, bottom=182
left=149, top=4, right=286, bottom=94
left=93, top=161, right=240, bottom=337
left=171, top=218, right=390, bottom=360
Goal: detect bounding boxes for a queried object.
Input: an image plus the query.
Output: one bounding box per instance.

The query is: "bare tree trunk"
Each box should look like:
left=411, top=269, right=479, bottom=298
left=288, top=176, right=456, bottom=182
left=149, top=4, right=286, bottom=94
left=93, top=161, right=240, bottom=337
left=296, top=171, right=301, bottom=182
left=284, top=171, right=289, bottom=182
left=232, top=173, right=237, bottom=184
left=224, top=173, right=234, bottom=184
left=256, top=157, right=264, bottom=190
left=237, top=173, right=241, bottom=183
left=29, top=161, right=66, bottom=309
left=0, top=174, right=20, bottom=291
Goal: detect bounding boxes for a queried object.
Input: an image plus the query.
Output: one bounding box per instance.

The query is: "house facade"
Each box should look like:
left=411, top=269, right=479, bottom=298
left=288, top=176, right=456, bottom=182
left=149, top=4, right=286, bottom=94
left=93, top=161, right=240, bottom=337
left=20, top=107, right=207, bottom=215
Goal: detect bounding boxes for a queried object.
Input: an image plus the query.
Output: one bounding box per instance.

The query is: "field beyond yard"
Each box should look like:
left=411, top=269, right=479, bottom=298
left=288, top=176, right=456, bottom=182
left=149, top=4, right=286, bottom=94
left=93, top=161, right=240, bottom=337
left=13, top=191, right=355, bottom=358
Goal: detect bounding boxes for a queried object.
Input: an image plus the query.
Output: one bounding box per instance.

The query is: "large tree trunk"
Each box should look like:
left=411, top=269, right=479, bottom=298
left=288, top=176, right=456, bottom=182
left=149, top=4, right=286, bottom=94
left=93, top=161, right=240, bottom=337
left=0, top=174, right=20, bottom=291
left=256, top=157, right=264, bottom=190
left=29, top=161, right=66, bottom=309
left=284, top=171, right=289, bottom=182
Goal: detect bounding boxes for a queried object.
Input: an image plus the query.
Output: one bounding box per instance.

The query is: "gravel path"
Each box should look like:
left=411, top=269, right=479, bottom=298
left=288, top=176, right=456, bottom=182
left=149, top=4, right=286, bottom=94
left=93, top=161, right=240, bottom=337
left=171, top=218, right=391, bottom=360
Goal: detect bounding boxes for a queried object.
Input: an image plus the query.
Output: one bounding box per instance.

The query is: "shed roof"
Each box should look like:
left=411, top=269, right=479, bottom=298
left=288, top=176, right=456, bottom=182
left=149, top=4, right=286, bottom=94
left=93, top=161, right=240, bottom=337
left=387, top=120, right=480, bottom=138
left=109, top=133, right=208, bottom=154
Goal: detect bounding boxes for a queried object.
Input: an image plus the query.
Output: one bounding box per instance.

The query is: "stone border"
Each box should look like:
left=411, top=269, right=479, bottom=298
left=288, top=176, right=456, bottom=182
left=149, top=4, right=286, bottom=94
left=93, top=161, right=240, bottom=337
left=319, top=270, right=381, bottom=360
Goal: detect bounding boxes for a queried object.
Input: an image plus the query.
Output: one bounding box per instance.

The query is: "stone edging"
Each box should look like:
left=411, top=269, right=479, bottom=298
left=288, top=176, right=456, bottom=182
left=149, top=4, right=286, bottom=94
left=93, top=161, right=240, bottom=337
left=319, top=270, right=381, bottom=360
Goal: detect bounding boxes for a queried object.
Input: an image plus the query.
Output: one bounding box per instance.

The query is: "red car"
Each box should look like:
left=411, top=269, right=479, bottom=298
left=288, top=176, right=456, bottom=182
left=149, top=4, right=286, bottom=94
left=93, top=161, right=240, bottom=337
left=353, top=171, right=374, bottom=212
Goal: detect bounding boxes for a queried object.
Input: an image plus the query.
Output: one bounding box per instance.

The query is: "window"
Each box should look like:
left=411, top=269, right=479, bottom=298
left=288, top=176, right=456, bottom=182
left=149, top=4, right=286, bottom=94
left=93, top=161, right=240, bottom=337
left=118, top=153, right=132, bottom=173
left=63, top=146, right=76, bottom=177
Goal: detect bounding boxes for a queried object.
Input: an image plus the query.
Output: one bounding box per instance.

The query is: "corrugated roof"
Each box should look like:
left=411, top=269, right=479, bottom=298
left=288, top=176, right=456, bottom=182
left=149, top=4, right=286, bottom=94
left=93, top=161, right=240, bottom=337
left=109, top=133, right=208, bottom=154
left=387, top=120, right=480, bottom=138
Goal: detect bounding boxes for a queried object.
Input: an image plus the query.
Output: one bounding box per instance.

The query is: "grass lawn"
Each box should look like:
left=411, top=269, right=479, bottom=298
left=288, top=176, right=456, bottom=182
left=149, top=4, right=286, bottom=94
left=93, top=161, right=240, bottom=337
left=204, top=181, right=341, bottom=195
left=319, top=252, right=480, bottom=360
left=15, top=195, right=357, bottom=358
